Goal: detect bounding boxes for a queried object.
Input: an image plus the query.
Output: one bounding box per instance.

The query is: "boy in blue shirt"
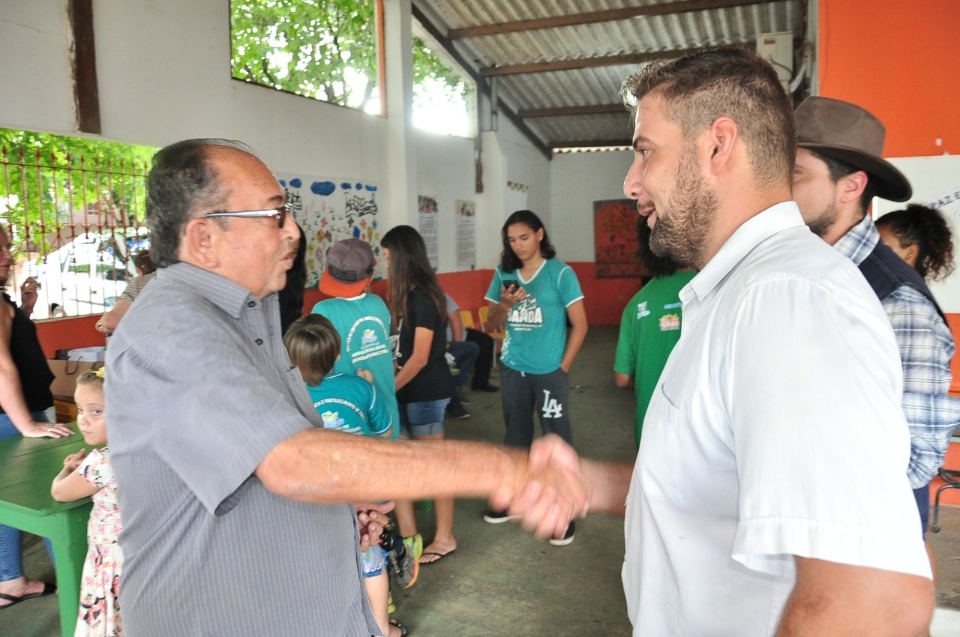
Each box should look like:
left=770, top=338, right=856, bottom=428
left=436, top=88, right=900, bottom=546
left=284, top=314, right=406, bottom=637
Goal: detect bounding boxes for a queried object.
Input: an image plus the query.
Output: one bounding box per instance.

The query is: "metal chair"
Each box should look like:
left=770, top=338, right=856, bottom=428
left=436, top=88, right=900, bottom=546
left=932, top=466, right=960, bottom=533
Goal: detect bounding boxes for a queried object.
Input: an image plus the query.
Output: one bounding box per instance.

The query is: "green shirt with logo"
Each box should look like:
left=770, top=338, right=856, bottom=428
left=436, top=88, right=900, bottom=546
left=485, top=259, right=584, bottom=375
left=614, top=270, right=695, bottom=445
left=312, top=294, right=399, bottom=438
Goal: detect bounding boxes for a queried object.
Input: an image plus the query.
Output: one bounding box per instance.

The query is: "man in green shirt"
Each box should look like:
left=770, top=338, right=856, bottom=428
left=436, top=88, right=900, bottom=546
left=614, top=219, right=694, bottom=447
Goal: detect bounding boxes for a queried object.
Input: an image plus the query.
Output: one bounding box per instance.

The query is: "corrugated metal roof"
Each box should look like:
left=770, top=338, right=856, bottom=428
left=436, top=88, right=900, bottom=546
left=413, top=0, right=807, bottom=152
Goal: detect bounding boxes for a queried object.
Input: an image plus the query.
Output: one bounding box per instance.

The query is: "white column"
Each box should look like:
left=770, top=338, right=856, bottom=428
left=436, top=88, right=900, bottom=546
left=381, top=0, right=417, bottom=227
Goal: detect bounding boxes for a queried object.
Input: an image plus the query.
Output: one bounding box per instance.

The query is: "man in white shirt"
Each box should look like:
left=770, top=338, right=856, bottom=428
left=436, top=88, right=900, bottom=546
left=505, top=47, right=933, bottom=636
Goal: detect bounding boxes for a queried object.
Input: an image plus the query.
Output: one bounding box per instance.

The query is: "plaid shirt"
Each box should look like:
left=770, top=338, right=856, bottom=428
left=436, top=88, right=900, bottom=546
left=836, top=215, right=960, bottom=487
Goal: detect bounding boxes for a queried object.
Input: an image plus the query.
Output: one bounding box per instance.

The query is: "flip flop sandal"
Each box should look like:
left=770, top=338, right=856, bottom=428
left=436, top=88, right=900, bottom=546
left=0, top=582, right=57, bottom=610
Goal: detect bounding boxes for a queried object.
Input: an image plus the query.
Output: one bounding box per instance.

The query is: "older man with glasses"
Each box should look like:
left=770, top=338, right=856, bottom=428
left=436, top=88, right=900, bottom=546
left=105, top=139, right=588, bottom=637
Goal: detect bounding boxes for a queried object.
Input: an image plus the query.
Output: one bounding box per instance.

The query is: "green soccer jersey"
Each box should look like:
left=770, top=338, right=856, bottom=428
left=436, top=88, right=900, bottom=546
left=312, top=294, right=400, bottom=438
left=614, top=270, right=696, bottom=445
left=484, top=259, right=584, bottom=375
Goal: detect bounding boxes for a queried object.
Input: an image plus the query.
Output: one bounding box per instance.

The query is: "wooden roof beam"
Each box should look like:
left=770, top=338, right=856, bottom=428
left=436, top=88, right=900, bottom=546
left=518, top=104, right=626, bottom=118
left=549, top=139, right=632, bottom=150
left=411, top=3, right=551, bottom=158
left=449, top=0, right=770, bottom=39
left=481, top=48, right=703, bottom=77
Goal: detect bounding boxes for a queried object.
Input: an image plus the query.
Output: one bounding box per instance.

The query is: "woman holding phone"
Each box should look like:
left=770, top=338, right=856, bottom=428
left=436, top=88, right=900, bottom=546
left=481, top=210, right=587, bottom=545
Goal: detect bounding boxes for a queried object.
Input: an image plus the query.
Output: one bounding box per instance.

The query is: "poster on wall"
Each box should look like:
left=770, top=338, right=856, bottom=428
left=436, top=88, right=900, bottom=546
left=593, top=199, right=643, bottom=278
left=418, top=195, right=439, bottom=270
left=455, top=199, right=476, bottom=271
left=277, top=174, right=383, bottom=287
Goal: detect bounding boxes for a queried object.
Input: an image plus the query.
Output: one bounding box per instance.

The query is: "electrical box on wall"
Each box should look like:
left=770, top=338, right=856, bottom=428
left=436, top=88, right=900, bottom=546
left=756, top=31, right=793, bottom=89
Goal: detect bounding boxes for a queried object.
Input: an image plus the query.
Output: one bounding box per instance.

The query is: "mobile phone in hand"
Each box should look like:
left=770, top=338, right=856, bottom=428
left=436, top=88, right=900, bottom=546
left=503, top=281, right=519, bottom=294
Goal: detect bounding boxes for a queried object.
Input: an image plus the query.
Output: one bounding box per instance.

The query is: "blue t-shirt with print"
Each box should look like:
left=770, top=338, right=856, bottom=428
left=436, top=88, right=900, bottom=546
left=484, top=259, right=584, bottom=374
left=306, top=373, right=392, bottom=438
left=312, top=294, right=399, bottom=438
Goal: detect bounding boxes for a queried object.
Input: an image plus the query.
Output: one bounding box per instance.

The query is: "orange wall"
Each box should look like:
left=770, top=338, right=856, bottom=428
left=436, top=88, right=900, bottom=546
left=819, top=0, right=960, bottom=157
left=34, top=265, right=640, bottom=358
left=305, top=266, right=639, bottom=326
left=35, top=315, right=103, bottom=359
left=948, top=315, right=960, bottom=395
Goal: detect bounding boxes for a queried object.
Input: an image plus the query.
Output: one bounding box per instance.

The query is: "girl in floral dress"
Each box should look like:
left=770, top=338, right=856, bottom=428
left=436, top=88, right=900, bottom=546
left=51, top=369, right=124, bottom=637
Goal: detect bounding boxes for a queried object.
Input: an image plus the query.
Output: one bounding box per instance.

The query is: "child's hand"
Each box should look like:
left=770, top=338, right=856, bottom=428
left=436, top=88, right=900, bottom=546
left=62, top=449, right=88, bottom=473
left=355, top=501, right=395, bottom=551
left=356, top=369, right=374, bottom=384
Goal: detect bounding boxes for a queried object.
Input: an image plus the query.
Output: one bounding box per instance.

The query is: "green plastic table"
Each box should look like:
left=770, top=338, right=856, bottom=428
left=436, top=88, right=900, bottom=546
left=0, top=425, right=91, bottom=637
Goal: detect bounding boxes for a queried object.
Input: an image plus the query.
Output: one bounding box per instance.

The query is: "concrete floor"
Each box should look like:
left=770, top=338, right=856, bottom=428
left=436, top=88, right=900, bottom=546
left=8, top=326, right=960, bottom=636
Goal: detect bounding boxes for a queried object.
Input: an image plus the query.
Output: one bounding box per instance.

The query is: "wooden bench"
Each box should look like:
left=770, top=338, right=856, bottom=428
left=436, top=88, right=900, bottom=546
left=0, top=424, right=91, bottom=637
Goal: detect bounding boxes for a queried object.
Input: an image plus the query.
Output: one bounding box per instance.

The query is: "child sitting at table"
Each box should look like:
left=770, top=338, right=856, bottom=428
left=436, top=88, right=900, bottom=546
left=50, top=368, right=123, bottom=637
left=283, top=314, right=407, bottom=637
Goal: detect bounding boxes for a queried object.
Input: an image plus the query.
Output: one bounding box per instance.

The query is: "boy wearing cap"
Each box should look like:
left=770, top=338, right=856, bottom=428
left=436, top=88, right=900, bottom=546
left=792, top=98, right=960, bottom=601
left=312, top=238, right=423, bottom=588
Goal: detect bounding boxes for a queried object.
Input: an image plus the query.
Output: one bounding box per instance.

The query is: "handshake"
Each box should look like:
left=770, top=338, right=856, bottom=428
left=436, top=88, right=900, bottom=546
left=489, top=434, right=596, bottom=541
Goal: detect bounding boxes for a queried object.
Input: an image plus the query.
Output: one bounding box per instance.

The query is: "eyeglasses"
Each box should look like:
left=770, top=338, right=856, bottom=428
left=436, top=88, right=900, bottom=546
left=203, top=203, right=290, bottom=228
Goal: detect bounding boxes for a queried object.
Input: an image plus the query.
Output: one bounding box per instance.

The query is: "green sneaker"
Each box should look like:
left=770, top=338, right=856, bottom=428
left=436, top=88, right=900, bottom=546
left=388, top=591, right=396, bottom=615
left=399, top=533, right=422, bottom=589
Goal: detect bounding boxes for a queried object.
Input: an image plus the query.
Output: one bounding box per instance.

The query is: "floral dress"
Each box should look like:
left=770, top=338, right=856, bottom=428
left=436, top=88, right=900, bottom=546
left=75, top=447, right=124, bottom=637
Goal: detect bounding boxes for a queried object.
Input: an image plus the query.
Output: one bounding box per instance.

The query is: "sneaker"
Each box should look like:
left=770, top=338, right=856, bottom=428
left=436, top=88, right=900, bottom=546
left=483, top=509, right=520, bottom=524
left=458, top=388, right=471, bottom=405
left=388, top=591, right=396, bottom=615
left=382, top=529, right=422, bottom=589
left=549, top=521, right=576, bottom=546
left=400, top=533, right=422, bottom=589
left=446, top=402, right=470, bottom=419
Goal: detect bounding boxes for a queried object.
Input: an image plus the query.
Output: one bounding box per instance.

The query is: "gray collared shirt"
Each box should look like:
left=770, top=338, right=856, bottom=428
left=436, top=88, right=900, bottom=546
left=106, top=262, right=377, bottom=636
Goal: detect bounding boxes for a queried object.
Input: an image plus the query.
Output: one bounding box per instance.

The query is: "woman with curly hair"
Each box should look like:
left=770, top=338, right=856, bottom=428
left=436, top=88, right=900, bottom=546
left=876, top=204, right=955, bottom=282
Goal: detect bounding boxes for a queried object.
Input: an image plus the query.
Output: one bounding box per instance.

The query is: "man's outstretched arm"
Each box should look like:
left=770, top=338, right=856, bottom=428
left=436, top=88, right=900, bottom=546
left=257, top=430, right=590, bottom=541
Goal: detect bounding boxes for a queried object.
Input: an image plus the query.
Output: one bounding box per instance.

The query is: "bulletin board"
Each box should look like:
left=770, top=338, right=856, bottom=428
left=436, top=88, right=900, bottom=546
left=593, top=199, right=642, bottom=278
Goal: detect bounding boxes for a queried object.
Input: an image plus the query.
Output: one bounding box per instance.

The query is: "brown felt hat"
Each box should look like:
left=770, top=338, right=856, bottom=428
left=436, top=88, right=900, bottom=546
left=795, top=97, right=912, bottom=202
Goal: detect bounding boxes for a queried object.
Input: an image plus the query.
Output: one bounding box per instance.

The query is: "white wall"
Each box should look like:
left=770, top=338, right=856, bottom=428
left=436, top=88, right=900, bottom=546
left=0, top=2, right=75, bottom=135
left=549, top=150, right=634, bottom=262
left=0, top=0, right=554, bottom=272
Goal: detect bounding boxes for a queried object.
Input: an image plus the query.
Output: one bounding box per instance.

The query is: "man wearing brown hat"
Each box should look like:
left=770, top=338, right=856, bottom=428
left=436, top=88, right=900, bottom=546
left=793, top=97, right=959, bottom=597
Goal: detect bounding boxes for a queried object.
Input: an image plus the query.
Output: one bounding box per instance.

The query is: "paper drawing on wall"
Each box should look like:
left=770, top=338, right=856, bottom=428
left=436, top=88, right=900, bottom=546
left=277, top=174, right=383, bottom=287
left=594, top=199, right=643, bottom=278
left=455, top=199, right=476, bottom=271
left=418, top=195, right=439, bottom=270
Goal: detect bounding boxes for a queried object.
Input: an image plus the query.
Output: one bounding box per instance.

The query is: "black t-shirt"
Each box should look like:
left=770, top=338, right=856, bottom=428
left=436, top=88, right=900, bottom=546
left=1, top=292, right=54, bottom=412
left=396, top=287, right=455, bottom=404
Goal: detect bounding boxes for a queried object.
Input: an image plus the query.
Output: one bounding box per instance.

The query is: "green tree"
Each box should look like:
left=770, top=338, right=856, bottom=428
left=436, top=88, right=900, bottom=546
left=231, top=0, right=468, bottom=116
left=0, top=128, right=153, bottom=258
left=231, top=0, right=380, bottom=109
